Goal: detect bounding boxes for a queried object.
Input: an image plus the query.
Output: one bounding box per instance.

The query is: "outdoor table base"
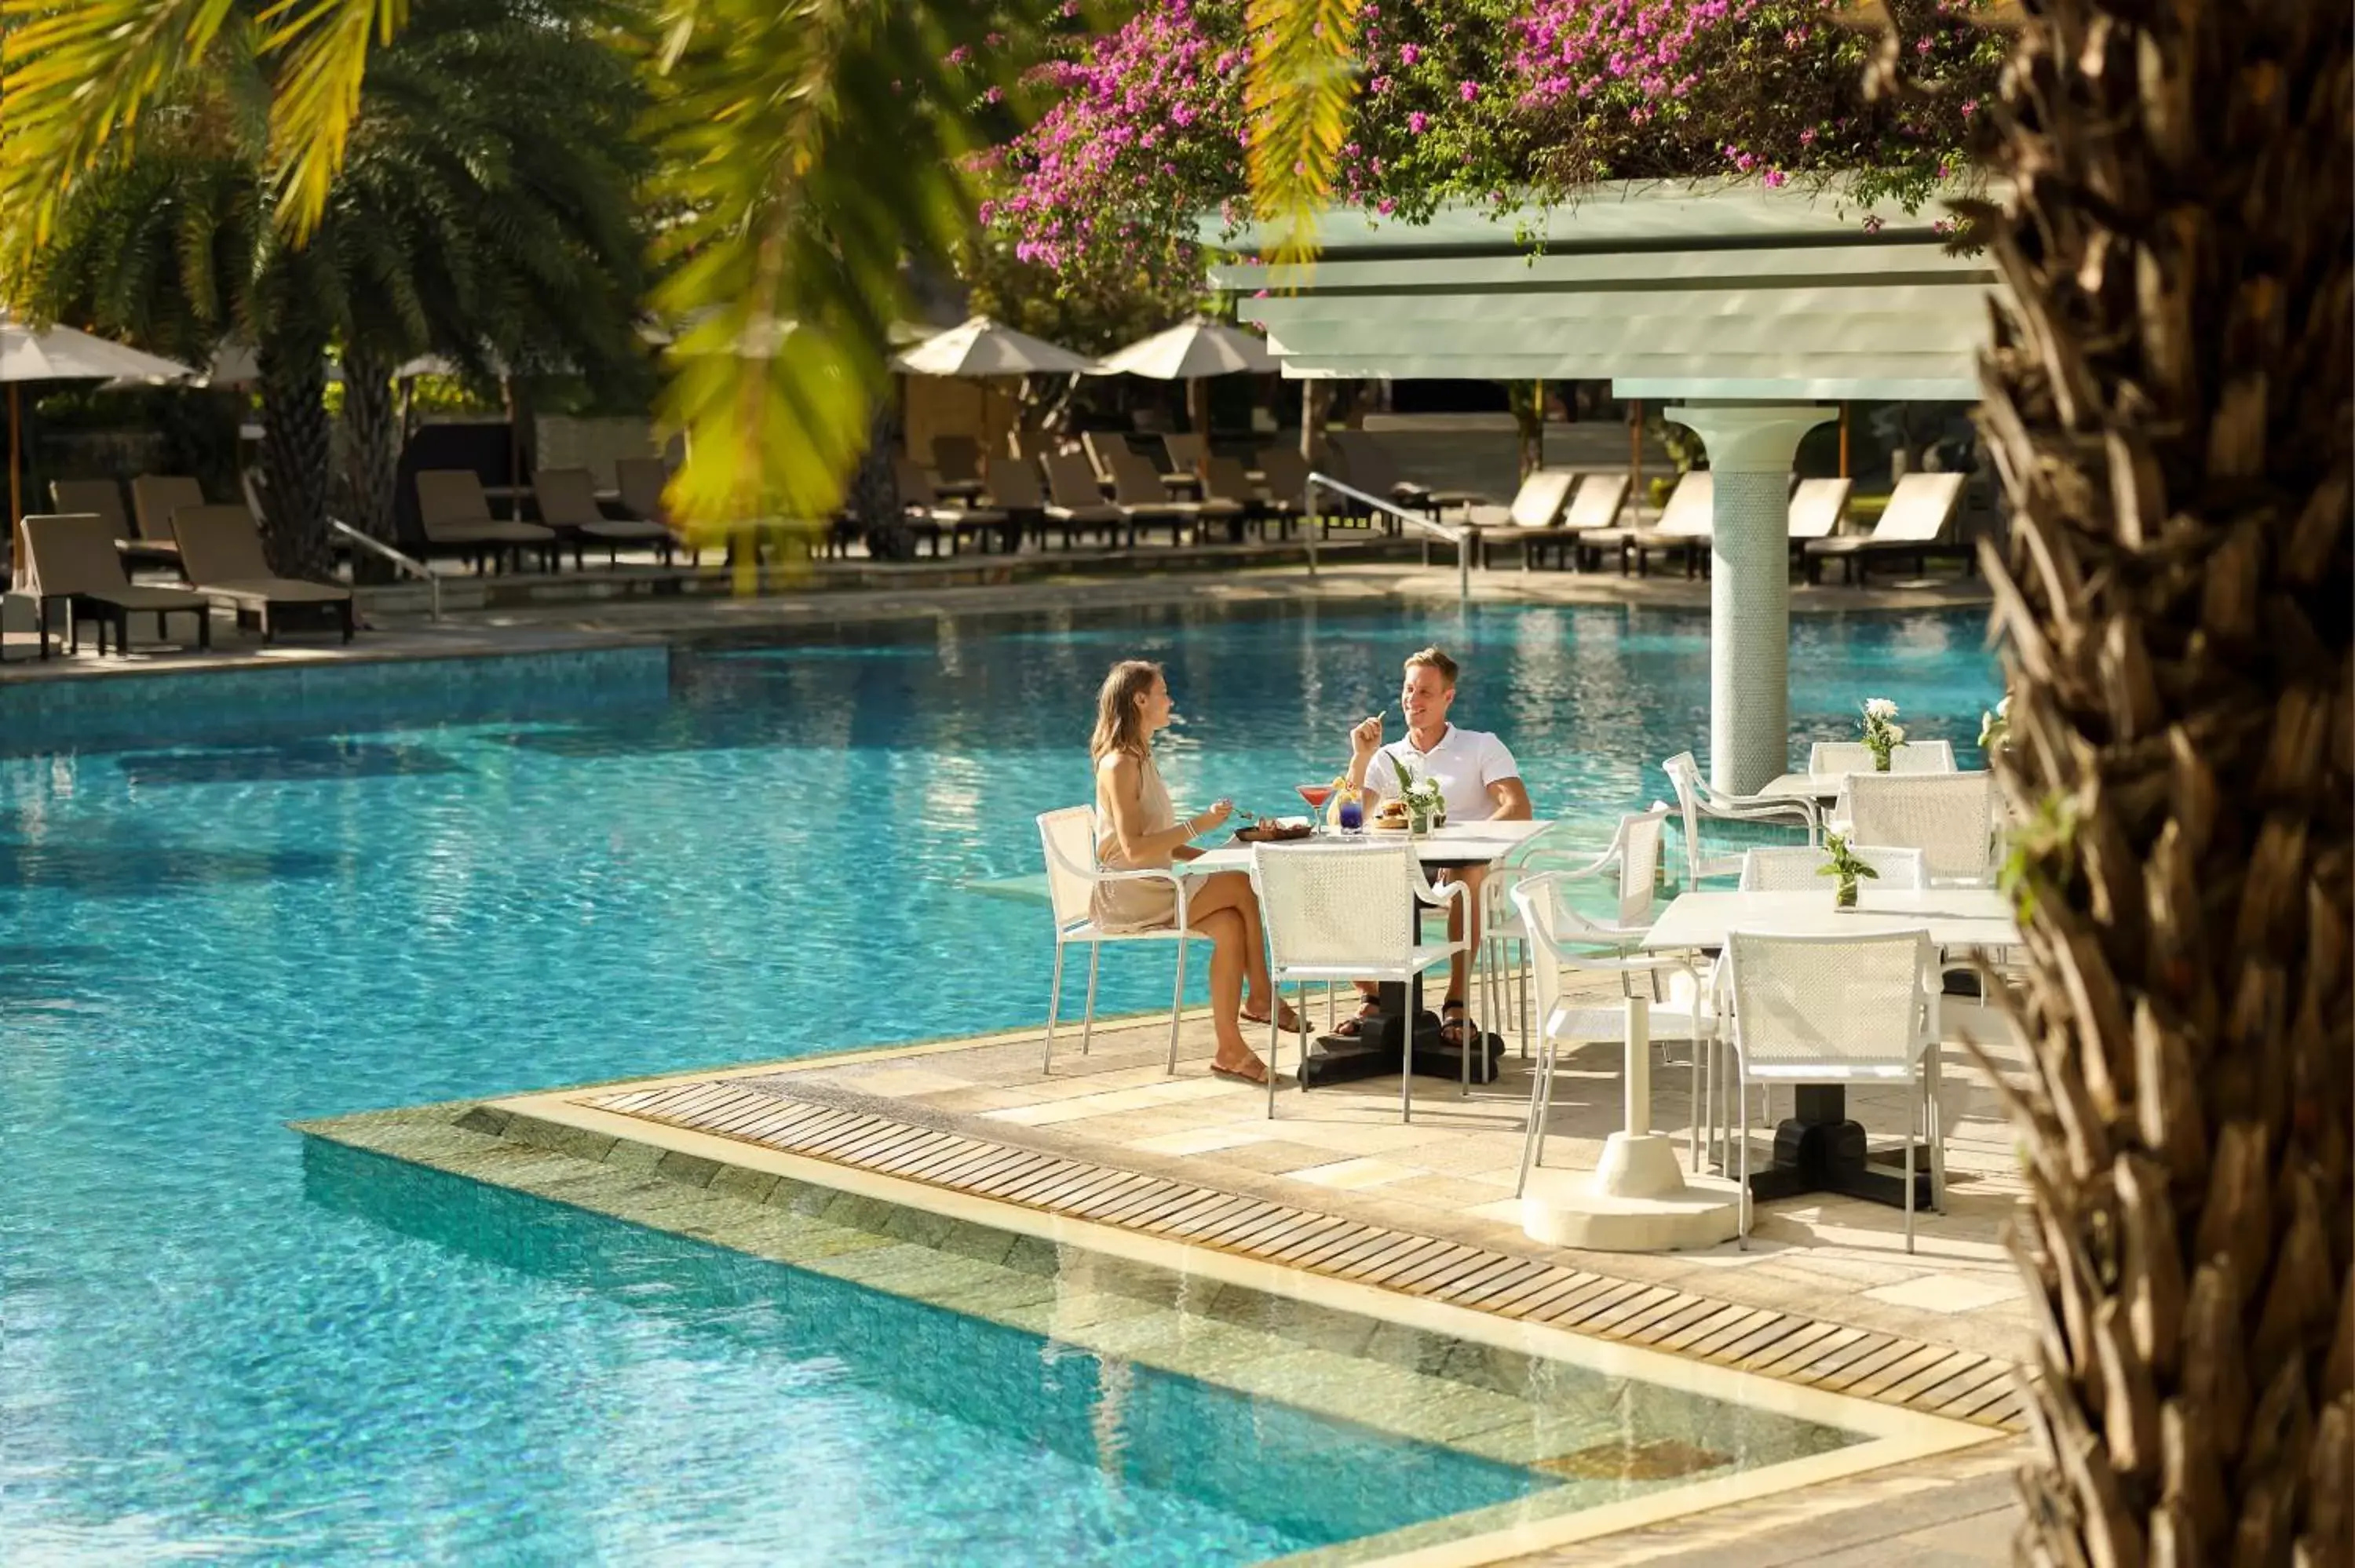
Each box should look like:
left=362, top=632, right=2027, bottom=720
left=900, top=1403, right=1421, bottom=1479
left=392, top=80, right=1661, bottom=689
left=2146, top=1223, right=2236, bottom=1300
left=1743, top=1085, right=1935, bottom=1208
left=1298, top=983, right=1503, bottom=1089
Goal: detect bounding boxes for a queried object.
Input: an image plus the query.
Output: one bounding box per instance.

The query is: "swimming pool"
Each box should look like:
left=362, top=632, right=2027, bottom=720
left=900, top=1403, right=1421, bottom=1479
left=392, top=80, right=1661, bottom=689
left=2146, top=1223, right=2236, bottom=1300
left=0, top=600, right=1998, bottom=1562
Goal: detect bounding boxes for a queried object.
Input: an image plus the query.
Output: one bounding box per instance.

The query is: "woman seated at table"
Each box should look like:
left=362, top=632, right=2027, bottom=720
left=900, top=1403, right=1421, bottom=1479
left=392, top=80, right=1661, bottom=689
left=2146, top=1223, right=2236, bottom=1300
left=1091, top=659, right=1297, bottom=1085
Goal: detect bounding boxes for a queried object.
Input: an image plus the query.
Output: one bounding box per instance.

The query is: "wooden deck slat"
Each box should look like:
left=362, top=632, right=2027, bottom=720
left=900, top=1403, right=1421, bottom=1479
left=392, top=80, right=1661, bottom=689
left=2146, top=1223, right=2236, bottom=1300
left=1732, top=1318, right=1846, bottom=1369
left=1546, top=1278, right=1654, bottom=1329
left=1445, top=1260, right=1557, bottom=1310
left=1901, top=1355, right=1999, bottom=1410
left=1492, top=1271, right=1605, bottom=1319
left=1810, top=1339, right=1926, bottom=1393
left=1718, top=1314, right=1811, bottom=1365
left=1582, top=1285, right=1685, bottom=1336
left=1288, top=1224, right=1393, bottom=1271
left=1686, top=1307, right=1786, bottom=1359
left=1352, top=1237, right=1460, bottom=1286
left=1852, top=1345, right=1974, bottom=1402
left=1616, top=1290, right=1712, bottom=1341
left=1754, top=1325, right=1867, bottom=1377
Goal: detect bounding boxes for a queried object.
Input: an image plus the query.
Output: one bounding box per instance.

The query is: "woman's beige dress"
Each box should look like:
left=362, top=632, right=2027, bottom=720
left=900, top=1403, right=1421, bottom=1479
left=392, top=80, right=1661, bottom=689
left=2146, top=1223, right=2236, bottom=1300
left=1091, top=751, right=1181, bottom=932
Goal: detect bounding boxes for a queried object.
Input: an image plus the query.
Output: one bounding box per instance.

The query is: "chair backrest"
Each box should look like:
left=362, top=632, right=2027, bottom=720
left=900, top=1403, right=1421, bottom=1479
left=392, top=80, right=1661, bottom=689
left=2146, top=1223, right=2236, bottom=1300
left=1251, top=841, right=1416, bottom=972
left=1200, top=454, right=1255, bottom=505
left=22, top=513, right=133, bottom=596
left=614, top=456, right=670, bottom=521
left=1101, top=443, right=1170, bottom=505
left=1330, top=430, right=1401, bottom=493
left=1788, top=477, right=1852, bottom=540
left=1656, top=470, right=1714, bottom=536
left=415, top=470, right=495, bottom=534
left=1739, top=844, right=1927, bottom=892
left=1043, top=450, right=1109, bottom=509
left=1808, top=739, right=1957, bottom=776
left=1036, top=808, right=1101, bottom=928
left=172, top=504, right=275, bottom=583
left=1846, top=772, right=1996, bottom=884
left=1257, top=445, right=1310, bottom=501
left=531, top=467, right=608, bottom=528
left=1510, top=869, right=1669, bottom=1034
left=1079, top=431, right=1126, bottom=485
left=1724, top=929, right=1932, bottom=1073
left=931, top=434, right=983, bottom=484
left=1161, top=432, right=1205, bottom=473
left=1613, top=807, right=1670, bottom=924
left=1867, top=471, right=1967, bottom=543
left=1507, top=469, right=1575, bottom=530
left=1660, top=750, right=1707, bottom=881
left=892, top=454, right=940, bottom=509
left=130, top=475, right=205, bottom=542
left=49, top=480, right=127, bottom=535
left=1562, top=471, right=1629, bottom=531
left=983, top=455, right=1045, bottom=510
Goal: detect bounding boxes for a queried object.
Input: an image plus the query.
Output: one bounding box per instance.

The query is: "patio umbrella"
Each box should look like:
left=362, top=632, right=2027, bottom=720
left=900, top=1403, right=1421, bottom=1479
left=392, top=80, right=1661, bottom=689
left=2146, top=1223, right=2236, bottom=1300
left=893, top=315, right=1094, bottom=464
left=1090, top=317, right=1276, bottom=438
left=2, top=318, right=192, bottom=567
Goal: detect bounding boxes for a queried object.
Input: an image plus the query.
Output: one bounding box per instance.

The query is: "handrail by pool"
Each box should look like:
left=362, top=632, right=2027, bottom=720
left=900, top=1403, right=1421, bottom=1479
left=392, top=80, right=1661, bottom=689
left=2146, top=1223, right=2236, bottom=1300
left=329, top=519, right=442, bottom=623
left=1305, top=470, right=1470, bottom=602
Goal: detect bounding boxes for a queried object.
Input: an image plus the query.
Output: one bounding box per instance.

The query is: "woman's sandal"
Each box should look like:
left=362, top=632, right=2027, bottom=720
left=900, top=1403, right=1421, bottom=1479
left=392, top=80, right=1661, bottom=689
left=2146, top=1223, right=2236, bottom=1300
left=1210, top=1056, right=1271, bottom=1086
left=1240, top=999, right=1305, bottom=1033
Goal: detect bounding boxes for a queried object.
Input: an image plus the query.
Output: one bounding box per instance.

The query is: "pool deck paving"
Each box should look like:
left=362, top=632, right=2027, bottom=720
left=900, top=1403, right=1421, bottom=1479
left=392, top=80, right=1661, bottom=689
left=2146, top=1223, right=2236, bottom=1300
left=305, top=969, right=2033, bottom=1564
left=0, top=556, right=1992, bottom=686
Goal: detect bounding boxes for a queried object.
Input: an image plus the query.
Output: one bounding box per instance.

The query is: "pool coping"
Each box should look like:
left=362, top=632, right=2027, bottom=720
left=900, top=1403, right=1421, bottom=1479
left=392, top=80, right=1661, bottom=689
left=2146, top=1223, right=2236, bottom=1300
left=297, top=1089, right=2002, bottom=1568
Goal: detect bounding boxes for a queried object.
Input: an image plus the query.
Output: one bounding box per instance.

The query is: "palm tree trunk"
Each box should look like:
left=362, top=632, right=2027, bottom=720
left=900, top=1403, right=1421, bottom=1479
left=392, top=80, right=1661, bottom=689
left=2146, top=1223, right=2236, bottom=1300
left=849, top=400, right=911, bottom=560
left=254, top=328, right=335, bottom=579
left=339, top=348, right=400, bottom=585
left=1963, top=2, right=2352, bottom=1564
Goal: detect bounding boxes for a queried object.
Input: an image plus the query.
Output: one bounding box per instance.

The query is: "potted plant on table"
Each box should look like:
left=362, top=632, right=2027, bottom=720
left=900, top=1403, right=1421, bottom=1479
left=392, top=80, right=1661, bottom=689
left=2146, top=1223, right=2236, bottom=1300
left=1820, top=833, right=1879, bottom=910
left=1859, top=697, right=1905, bottom=771
left=1389, top=759, right=1448, bottom=836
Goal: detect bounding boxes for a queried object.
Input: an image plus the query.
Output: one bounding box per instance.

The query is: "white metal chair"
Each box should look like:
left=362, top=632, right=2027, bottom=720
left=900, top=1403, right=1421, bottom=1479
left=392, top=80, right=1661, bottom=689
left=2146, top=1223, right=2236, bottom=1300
left=1510, top=870, right=1716, bottom=1195
left=1738, top=844, right=1928, bottom=892
left=1476, top=808, right=1670, bottom=1065
left=1806, top=740, right=1957, bottom=776
left=1840, top=772, right=1998, bottom=885
left=1718, top=928, right=1945, bottom=1249
left=1248, top=840, right=1466, bottom=1122
left=1662, top=749, right=1821, bottom=885
left=1036, top=808, right=1210, bottom=1076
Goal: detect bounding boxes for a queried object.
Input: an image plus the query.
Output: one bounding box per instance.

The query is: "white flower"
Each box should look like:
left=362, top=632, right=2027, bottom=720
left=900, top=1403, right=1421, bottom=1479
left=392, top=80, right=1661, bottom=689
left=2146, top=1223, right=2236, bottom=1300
left=1885, top=724, right=1905, bottom=746
left=1863, top=697, right=1899, bottom=720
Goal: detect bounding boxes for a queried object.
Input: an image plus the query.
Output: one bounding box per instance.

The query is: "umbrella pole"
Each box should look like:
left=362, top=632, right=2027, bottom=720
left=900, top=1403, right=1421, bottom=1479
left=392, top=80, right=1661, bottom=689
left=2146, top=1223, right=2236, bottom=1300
left=8, top=383, right=21, bottom=578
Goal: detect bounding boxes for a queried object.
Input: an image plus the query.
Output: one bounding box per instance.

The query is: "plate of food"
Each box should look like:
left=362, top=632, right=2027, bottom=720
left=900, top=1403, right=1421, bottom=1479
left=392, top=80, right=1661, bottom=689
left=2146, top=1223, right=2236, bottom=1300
left=1368, top=800, right=1414, bottom=833
left=1234, top=815, right=1315, bottom=844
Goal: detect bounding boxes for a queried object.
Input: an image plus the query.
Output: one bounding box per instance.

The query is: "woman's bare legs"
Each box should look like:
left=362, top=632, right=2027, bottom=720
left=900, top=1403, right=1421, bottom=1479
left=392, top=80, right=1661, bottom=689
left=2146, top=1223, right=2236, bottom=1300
left=1183, top=872, right=1294, bottom=1074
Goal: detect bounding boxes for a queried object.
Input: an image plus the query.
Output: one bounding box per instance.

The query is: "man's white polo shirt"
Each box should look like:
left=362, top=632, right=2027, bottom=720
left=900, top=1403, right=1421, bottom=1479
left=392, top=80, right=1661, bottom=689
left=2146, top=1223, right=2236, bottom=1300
left=1367, top=724, right=1521, bottom=822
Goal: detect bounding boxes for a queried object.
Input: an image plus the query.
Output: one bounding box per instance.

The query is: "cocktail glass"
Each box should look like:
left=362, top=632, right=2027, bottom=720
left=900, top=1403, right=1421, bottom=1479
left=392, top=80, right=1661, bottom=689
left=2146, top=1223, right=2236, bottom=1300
left=1296, top=782, right=1334, bottom=813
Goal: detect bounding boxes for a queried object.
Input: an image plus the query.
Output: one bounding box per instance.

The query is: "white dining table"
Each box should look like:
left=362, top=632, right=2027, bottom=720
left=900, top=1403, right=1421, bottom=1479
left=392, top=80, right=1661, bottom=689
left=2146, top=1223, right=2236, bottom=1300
left=1639, top=885, right=2021, bottom=1210
left=1755, top=771, right=1847, bottom=802
left=1185, top=819, right=1555, bottom=1088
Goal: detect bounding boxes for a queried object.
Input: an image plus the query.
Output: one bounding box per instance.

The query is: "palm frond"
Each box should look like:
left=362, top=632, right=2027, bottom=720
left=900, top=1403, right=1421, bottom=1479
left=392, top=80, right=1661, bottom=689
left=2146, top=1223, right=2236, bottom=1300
left=638, top=0, right=1034, bottom=535
left=0, top=0, right=236, bottom=265
left=257, top=0, right=409, bottom=239
left=1243, top=0, right=1361, bottom=271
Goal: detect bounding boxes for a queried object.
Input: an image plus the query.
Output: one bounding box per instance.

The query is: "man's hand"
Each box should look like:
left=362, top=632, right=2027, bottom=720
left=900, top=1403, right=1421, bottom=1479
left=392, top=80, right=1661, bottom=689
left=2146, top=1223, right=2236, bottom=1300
left=1349, top=713, right=1384, bottom=758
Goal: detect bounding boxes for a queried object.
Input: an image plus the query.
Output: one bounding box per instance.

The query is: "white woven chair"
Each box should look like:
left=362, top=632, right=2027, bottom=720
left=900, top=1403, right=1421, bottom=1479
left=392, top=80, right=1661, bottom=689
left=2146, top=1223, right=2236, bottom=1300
left=1248, top=840, right=1466, bottom=1122
left=1036, top=808, right=1210, bottom=1076
left=1839, top=772, right=1998, bottom=885
left=1718, top=928, right=1945, bottom=1249
left=1476, top=808, right=1670, bottom=1065
left=1662, top=749, right=1821, bottom=884
left=1807, top=740, right=1957, bottom=776
left=1738, top=844, right=1928, bottom=892
left=1510, top=870, right=1715, bottom=1194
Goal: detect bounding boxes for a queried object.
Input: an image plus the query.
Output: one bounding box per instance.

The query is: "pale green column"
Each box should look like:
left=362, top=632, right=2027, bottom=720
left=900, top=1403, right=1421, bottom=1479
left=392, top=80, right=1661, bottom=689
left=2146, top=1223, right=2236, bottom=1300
left=1667, top=405, right=1836, bottom=795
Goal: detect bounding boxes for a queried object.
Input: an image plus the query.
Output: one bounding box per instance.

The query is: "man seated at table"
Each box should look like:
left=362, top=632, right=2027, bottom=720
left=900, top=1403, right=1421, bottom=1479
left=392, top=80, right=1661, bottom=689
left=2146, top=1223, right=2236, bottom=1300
left=1334, top=646, right=1531, bottom=1048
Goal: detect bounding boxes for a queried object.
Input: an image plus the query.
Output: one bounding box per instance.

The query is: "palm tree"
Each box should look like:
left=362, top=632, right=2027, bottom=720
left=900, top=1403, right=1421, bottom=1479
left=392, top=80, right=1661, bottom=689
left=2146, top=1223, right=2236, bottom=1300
left=1944, top=2, right=2353, bottom=1562
left=5, top=0, right=648, bottom=575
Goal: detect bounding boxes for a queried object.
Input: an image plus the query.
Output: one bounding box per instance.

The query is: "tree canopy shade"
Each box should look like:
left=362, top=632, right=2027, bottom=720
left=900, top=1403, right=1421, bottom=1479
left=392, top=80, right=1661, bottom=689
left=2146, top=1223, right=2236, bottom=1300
left=984, top=0, right=2003, bottom=304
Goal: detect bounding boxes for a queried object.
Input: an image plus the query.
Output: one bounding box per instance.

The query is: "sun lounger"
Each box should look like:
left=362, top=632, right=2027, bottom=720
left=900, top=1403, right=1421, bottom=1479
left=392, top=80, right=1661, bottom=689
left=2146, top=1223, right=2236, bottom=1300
left=1802, top=472, right=1970, bottom=585
left=927, top=434, right=988, bottom=503
left=172, top=504, right=353, bottom=643
left=1591, top=470, right=1714, bottom=576
left=50, top=478, right=166, bottom=574
left=1785, top=477, right=1853, bottom=572
left=1458, top=469, right=1575, bottom=569
left=532, top=468, right=683, bottom=567
left=23, top=512, right=210, bottom=656
left=1201, top=455, right=1278, bottom=541
left=1327, top=431, right=1440, bottom=524
left=1039, top=451, right=1131, bottom=548
left=1254, top=446, right=1313, bottom=526
left=415, top=470, right=560, bottom=572
left=130, top=475, right=206, bottom=564
left=896, top=455, right=1013, bottom=554
left=979, top=455, right=1057, bottom=547
left=1525, top=472, right=1634, bottom=570
left=1160, top=432, right=1206, bottom=480
left=1101, top=443, right=1235, bottom=545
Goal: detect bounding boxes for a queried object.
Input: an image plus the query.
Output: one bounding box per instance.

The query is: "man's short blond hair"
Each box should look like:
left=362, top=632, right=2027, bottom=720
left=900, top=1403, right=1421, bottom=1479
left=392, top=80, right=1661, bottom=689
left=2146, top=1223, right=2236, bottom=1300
left=1404, top=647, right=1459, bottom=687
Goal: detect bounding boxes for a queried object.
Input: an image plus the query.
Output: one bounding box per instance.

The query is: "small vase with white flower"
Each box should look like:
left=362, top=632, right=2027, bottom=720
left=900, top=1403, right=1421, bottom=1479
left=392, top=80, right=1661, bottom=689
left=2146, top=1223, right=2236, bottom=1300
left=1389, top=758, right=1447, bottom=836
left=1859, top=697, right=1904, bottom=771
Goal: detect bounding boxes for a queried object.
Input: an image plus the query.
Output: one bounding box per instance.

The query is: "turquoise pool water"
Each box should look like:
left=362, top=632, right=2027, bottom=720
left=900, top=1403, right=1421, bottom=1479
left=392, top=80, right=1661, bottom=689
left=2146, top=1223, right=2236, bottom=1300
left=1, top=601, right=1996, bottom=1562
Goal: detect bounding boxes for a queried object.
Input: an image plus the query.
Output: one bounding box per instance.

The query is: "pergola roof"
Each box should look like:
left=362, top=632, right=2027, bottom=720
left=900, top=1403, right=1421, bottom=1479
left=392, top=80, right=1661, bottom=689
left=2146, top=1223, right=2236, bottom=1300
left=1205, top=180, right=1996, bottom=401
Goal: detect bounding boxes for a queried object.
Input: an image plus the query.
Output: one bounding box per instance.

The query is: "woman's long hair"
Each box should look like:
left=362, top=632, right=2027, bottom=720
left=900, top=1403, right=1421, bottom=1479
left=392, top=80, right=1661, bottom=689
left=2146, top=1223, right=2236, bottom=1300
left=1090, top=660, right=1162, bottom=762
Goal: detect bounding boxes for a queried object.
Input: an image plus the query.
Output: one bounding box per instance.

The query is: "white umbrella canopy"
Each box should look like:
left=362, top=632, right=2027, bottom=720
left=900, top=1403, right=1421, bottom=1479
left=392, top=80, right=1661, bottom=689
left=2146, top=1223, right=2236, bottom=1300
left=1, top=318, right=194, bottom=385
left=893, top=315, right=1095, bottom=377
left=1091, top=318, right=1275, bottom=381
